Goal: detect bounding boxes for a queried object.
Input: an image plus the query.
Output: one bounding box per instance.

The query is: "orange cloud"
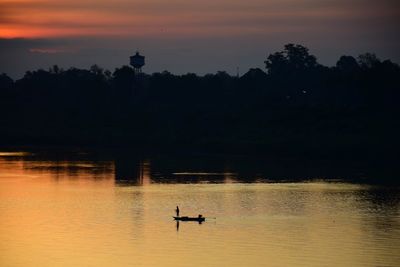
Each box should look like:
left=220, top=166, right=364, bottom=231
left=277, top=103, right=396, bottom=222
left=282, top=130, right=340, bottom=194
left=0, top=0, right=399, bottom=39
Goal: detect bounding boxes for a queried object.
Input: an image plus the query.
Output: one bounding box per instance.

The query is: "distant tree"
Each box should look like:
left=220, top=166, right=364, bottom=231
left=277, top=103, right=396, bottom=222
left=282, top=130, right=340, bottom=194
left=205, top=71, right=233, bottom=88
left=264, top=51, right=287, bottom=76
left=358, top=53, right=380, bottom=69
left=284, top=44, right=318, bottom=70
left=112, top=66, right=135, bottom=102
left=215, top=71, right=231, bottom=78
left=113, top=66, right=135, bottom=87
left=104, top=70, right=112, bottom=81
left=90, top=64, right=104, bottom=76
left=0, top=73, right=13, bottom=91
left=181, top=73, right=198, bottom=80
left=336, top=56, right=359, bottom=73
left=239, top=68, right=268, bottom=98
left=380, top=60, right=400, bottom=72
left=241, top=68, right=268, bottom=80
left=18, top=69, right=56, bottom=95
left=265, top=44, right=318, bottom=75
left=49, top=65, right=61, bottom=74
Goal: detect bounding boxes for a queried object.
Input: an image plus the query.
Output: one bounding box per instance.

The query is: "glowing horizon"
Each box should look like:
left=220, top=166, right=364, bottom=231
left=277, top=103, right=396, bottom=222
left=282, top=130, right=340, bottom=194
left=1, top=0, right=398, bottom=39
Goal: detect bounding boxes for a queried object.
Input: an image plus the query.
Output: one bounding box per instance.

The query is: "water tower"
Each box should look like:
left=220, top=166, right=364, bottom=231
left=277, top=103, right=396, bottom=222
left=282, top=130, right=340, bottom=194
left=130, top=51, right=145, bottom=74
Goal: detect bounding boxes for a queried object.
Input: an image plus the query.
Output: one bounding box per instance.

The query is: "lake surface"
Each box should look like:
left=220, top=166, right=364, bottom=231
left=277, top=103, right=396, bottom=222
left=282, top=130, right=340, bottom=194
left=0, top=151, right=399, bottom=267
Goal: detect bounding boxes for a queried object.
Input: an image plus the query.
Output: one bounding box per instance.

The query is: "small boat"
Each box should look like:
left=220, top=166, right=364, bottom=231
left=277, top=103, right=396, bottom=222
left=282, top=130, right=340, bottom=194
left=173, top=216, right=205, bottom=222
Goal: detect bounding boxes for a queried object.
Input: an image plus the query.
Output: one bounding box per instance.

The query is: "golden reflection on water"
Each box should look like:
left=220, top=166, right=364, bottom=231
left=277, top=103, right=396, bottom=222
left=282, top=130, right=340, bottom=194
left=0, top=153, right=399, bottom=267
left=0, top=152, right=31, bottom=157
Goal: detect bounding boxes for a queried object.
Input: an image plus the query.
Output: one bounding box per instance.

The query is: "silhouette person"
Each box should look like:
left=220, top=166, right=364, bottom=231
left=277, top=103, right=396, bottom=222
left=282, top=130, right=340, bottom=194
left=176, top=206, right=180, bottom=217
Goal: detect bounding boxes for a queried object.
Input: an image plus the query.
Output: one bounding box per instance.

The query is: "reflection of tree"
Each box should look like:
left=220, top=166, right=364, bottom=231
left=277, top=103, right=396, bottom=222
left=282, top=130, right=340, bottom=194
left=112, top=153, right=400, bottom=184
left=114, top=156, right=147, bottom=185
left=2, top=151, right=398, bottom=184
left=356, top=187, right=400, bottom=253
left=148, top=155, right=227, bottom=184
left=0, top=152, right=114, bottom=180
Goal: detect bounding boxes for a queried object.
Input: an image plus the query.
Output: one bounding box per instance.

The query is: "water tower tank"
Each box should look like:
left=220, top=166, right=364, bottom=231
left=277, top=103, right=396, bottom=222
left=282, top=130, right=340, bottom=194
left=130, top=51, right=145, bottom=71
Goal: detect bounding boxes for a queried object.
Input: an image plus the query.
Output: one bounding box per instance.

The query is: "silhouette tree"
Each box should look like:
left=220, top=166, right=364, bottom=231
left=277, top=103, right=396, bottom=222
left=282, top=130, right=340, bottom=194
left=265, top=44, right=318, bottom=76
left=112, top=66, right=135, bottom=102
left=90, top=64, right=104, bottom=76
left=49, top=65, right=61, bottom=74
left=264, top=51, right=287, bottom=76
left=284, top=43, right=318, bottom=70
left=113, top=66, right=135, bottom=87
left=0, top=73, right=13, bottom=92
left=0, top=43, right=399, bottom=160
left=336, top=56, right=359, bottom=73
left=358, top=53, right=381, bottom=69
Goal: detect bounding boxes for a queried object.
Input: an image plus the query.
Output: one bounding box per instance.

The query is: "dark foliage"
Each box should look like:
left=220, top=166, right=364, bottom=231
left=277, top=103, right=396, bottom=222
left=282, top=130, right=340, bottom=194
left=1, top=44, right=399, bottom=159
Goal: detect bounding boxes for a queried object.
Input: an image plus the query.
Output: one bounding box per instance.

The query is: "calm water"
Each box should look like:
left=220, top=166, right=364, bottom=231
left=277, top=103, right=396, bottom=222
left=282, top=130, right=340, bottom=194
left=0, top=151, right=399, bottom=267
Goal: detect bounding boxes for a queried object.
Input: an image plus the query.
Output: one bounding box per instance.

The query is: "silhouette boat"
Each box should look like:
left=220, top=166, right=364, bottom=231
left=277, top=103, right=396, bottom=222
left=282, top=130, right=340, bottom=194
left=173, top=216, right=205, bottom=222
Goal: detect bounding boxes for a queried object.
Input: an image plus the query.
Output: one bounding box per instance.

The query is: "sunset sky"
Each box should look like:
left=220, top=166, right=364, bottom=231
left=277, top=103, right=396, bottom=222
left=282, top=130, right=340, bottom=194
left=1, top=0, right=399, bottom=78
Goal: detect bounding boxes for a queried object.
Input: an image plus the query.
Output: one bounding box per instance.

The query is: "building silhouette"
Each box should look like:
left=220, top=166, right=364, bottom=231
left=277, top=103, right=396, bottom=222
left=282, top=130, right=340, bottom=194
left=130, top=51, right=145, bottom=74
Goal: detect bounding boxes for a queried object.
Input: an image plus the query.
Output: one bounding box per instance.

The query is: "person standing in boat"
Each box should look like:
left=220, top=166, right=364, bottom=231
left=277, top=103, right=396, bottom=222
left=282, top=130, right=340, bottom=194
left=176, top=206, right=180, bottom=217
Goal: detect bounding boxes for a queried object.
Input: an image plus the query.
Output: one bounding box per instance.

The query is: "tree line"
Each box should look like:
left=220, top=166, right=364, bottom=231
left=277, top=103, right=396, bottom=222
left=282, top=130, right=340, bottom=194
left=0, top=44, right=399, bottom=158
